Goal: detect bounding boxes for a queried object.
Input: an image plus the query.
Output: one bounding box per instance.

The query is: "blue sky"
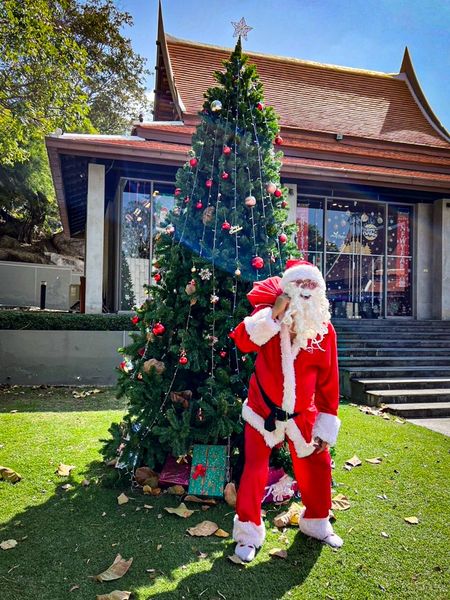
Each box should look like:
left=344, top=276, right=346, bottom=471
left=116, top=0, right=450, bottom=131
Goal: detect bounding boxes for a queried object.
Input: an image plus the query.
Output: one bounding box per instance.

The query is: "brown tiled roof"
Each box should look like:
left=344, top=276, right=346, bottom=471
left=165, top=35, right=450, bottom=149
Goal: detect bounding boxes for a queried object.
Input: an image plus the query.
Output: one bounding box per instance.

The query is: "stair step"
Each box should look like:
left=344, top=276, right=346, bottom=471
left=338, top=341, right=450, bottom=348
left=339, top=348, right=450, bottom=357
left=354, top=377, right=450, bottom=390
left=407, top=418, right=450, bottom=437
left=340, top=367, right=450, bottom=398
left=340, top=357, right=450, bottom=367
left=367, top=388, right=450, bottom=404
left=382, top=402, right=450, bottom=418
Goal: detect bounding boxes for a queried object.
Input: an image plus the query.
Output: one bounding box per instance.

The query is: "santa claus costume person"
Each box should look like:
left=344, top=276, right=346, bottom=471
left=230, top=259, right=343, bottom=562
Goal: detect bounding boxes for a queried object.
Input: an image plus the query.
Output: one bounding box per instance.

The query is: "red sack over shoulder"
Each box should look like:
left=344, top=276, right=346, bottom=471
left=246, top=276, right=283, bottom=308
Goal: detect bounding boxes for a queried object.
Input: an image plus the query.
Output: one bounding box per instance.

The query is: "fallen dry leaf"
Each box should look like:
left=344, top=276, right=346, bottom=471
left=228, top=554, right=246, bottom=565
left=156, top=544, right=162, bottom=551
left=117, top=493, right=129, bottom=505
left=56, top=463, right=76, bottom=477
left=143, top=485, right=161, bottom=496
left=366, top=458, right=383, bottom=464
left=269, top=548, right=288, bottom=559
left=0, top=466, right=21, bottom=483
left=96, top=592, right=131, bottom=600
left=274, top=503, right=304, bottom=528
left=166, top=485, right=185, bottom=495
left=187, top=521, right=219, bottom=537
left=345, top=455, right=362, bottom=468
left=61, top=483, right=73, bottom=491
left=69, top=585, right=80, bottom=592
left=381, top=532, right=390, bottom=538
left=143, top=504, right=153, bottom=510
left=164, top=503, right=196, bottom=518
left=197, top=551, right=208, bottom=559
left=404, top=516, right=419, bottom=525
left=81, top=479, right=90, bottom=487
left=214, top=529, right=229, bottom=538
left=92, top=554, right=133, bottom=582
left=1, top=539, right=18, bottom=550
left=224, top=482, right=237, bottom=508
left=394, top=418, right=405, bottom=424
left=331, top=494, right=351, bottom=511
left=184, top=495, right=216, bottom=505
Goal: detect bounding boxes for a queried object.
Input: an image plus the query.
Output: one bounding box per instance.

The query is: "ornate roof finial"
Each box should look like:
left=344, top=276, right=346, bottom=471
left=231, top=17, right=253, bottom=41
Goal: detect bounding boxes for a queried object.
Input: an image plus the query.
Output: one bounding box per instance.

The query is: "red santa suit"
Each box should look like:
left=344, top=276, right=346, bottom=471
left=230, top=260, right=341, bottom=552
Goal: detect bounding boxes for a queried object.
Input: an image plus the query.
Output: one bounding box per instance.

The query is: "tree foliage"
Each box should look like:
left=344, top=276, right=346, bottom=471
left=0, top=0, right=149, bottom=238
left=102, top=39, right=299, bottom=474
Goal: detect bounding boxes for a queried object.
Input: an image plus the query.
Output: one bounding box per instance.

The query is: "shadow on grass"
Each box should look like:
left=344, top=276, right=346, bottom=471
left=0, top=459, right=323, bottom=600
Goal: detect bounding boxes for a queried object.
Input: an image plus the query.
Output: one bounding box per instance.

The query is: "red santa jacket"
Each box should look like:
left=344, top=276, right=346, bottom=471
left=230, top=306, right=340, bottom=458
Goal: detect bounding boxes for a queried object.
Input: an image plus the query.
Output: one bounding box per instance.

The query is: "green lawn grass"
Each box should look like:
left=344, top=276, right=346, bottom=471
left=0, top=387, right=449, bottom=600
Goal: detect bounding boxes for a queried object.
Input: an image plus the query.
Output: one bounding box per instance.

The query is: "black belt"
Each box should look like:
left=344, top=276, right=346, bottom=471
left=255, top=374, right=300, bottom=432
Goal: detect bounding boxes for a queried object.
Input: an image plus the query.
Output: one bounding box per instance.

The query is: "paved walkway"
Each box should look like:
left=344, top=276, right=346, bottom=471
left=408, top=418, right=450, bottom=437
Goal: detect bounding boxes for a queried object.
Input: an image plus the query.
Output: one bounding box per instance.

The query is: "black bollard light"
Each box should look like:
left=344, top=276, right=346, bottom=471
left=40, top=281, right=47, bottom=309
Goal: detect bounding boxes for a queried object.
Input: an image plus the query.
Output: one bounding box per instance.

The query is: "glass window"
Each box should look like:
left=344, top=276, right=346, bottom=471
left=119, top=180, right=174, bottom=311
left=387, top=205, right=413, bottom=316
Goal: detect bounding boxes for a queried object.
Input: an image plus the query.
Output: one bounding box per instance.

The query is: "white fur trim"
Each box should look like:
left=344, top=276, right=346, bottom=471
left=244, top=307, right=281, bottom=346
left=242, top=401, right=315, bottom=458
left=233, top=515, right=266, bottom=547
left=312, top=412, right=341, bottom=446
left=242, top=400, right=286, bottom=447
left=298, top=508, right=333, bottom=538
left=281, top=265, right=325, bottom=290
left=280, top=324, right=296, bottom=413
left=286, top=419, right=316, bottom=458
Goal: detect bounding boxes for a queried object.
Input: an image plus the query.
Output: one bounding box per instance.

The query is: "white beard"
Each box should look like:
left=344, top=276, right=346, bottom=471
left=281, top=283, right=331, bottom=351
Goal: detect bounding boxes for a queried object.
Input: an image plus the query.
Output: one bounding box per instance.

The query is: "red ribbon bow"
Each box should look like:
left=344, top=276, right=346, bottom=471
left=192, top=463, right=206, bottom=479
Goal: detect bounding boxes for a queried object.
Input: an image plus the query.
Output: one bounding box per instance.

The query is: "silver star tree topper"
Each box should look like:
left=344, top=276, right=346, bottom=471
left=231, top=17, right=253, bottom=40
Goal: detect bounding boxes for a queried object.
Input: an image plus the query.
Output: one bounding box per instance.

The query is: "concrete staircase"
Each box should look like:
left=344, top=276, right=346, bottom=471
left=334, top=320, right=450, bottom=421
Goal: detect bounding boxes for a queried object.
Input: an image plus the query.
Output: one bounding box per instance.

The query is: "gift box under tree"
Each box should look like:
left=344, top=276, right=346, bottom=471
left=188, top=445, right=227, bottom=497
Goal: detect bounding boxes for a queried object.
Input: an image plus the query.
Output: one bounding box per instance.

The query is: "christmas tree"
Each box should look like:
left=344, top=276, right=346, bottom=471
left=102, top=36, right=298, bottom=476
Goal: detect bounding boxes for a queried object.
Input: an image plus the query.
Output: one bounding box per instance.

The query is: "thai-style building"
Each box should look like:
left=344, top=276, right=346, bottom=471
left=45, top=5, right=450, bottom=319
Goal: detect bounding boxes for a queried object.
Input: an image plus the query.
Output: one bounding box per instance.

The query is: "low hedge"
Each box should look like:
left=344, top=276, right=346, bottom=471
left=0, top=310, right=133, bottom=331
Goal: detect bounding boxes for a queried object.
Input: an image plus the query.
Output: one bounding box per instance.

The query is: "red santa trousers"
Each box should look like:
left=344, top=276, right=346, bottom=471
left=234, top=422, right=332, bottom=546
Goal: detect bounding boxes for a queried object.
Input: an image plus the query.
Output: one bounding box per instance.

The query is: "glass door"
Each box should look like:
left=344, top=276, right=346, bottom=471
left=325, top=199, right=385, bottom=318
left=386, top=205, right=413, bottom=316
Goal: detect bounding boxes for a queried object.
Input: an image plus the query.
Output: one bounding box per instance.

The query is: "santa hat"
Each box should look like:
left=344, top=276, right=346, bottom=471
left=280, top=259, right=326, bottom=290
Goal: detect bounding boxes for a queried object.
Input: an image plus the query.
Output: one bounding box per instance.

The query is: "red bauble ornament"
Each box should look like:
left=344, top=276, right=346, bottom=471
left=266, top=182, right=277, bottom=194
left=179, top=355, right=188, bottom=365
left=281, top=200, right=288, bottom=208
left=184, top=196, right=190, bottom=204
left=153, top=272, right=162, bottom=282
left=279, top=233, right=288, bottom=244
left=119, top=360, right=127, bottom=370
left=219, top=350, right=227, bottom=358
left=222, top=221, right=231, bottom=231
left=196, top=201, right=203, bottom=209
left=138, top=347, right=145, bottom=357
left=274, top=134, right=283, bottom=145
left=223, top=145, right=232, bottom=155
left=174, top=188, right=181, bottom=196
left=205, top=179, right=213, bottom=188
left=152, top=322, right=165, bottom=336
left=251, top=256, right=264, bottom=270
left=189, top=157, right=198, bottom=167
left=245, top=195, right=256, bottom=207
left=131, top=315, right=139, bottom=325
left=274, top=189, right=282, bottom=198
left=221, top=171, right=229, bottom=180
left=256, top=102, right=264, bottom=111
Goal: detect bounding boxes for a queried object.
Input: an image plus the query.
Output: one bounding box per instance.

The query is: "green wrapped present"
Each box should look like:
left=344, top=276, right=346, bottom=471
left=188, top=444, right=227, bottom=498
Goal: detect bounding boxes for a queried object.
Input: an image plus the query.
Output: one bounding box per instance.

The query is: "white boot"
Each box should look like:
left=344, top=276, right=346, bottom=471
left=232, top=515, right=266, bottom=562
left=299, top=512, right=343, bottom=548
left=235, top=542, right=256, bottom=562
